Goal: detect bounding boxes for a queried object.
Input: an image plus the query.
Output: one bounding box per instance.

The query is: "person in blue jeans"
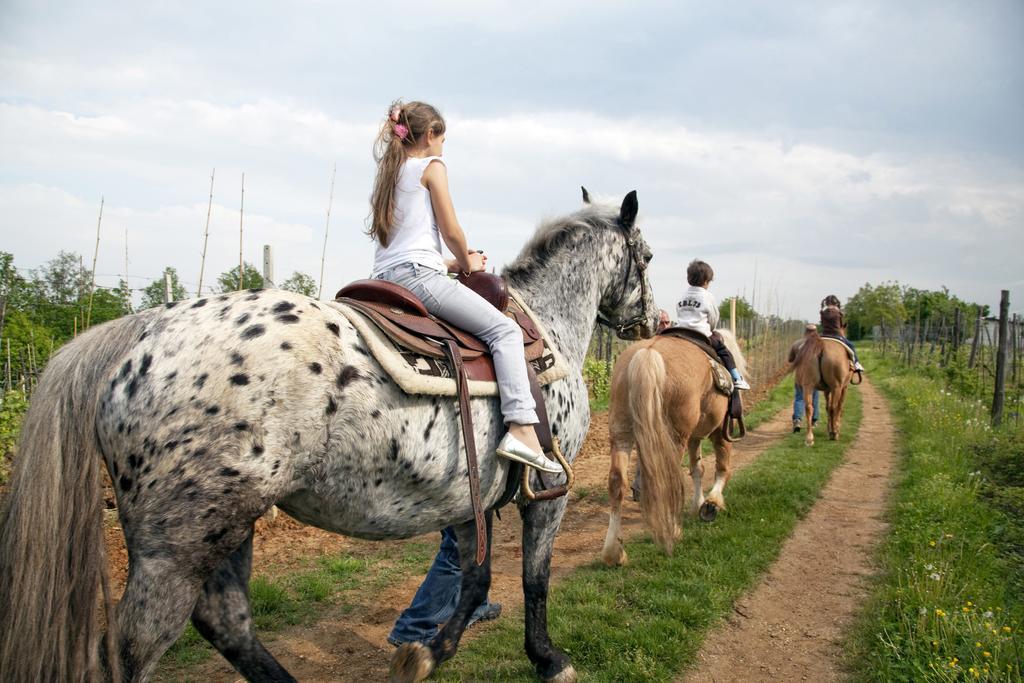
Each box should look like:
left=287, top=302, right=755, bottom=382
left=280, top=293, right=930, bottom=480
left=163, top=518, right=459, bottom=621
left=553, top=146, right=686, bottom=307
left=388, top=527, right=502, bottom=646
left=793, top=384, right=820, bottom=433
left=789, top=323, right=821, bottom=433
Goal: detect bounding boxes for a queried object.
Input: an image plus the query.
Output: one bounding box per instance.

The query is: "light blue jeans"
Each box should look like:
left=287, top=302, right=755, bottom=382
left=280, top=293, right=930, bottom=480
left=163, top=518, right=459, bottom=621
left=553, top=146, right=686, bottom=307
left=793, top=384, right=820, bottom=424
left=374, top=263, right=538, bottom=425
left=388, top=527, right=497, bottom=644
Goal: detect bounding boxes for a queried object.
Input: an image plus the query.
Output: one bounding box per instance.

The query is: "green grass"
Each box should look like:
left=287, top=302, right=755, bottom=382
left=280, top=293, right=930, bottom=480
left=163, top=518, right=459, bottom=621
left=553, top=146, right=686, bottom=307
left=436, top=379, right=863, bottom=682
left=846, top=349, right=1023, bottom=682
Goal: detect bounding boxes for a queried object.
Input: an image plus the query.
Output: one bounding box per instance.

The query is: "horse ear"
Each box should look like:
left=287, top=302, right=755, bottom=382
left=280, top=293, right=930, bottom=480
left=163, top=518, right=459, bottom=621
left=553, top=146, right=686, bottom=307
left=581, top=186, right=591, bottom=204
left=619, top=190, right=638, bottom=228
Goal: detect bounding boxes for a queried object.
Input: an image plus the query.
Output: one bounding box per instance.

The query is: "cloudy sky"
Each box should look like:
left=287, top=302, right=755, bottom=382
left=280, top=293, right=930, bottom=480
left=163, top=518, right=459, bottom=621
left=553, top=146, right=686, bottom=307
left=1, top=0, right=1021, bottom=319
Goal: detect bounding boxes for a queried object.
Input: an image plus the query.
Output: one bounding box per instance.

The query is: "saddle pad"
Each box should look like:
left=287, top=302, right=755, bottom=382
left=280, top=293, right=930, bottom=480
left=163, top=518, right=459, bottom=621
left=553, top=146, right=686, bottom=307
left=329, top=288, right=569, bottom=397
left=822, top=336, right=856, bottom=363
left=709, top=358, right=734, bottom=396
left=660, top=327, right=718, bottom=362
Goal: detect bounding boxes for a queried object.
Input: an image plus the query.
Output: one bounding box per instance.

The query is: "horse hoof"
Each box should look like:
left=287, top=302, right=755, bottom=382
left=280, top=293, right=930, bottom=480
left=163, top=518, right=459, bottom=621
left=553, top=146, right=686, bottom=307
left=699, top=501, right=718, bottom=522
left=829, top=432, right=837, bottom=440
left=602, top=544, right=628, bottom=567
left=389, top=642, right=434, bottom=683
left=545, top=664, right=578, bottom=683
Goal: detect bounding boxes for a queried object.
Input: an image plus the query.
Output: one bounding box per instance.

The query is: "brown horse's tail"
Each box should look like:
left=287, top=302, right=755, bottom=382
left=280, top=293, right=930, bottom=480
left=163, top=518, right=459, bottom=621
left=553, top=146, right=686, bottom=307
left=793, top=330, right=824, bottom=386
left=0, top=312, right=149, bottom=682
left=627, top=347, right=683, bottom=555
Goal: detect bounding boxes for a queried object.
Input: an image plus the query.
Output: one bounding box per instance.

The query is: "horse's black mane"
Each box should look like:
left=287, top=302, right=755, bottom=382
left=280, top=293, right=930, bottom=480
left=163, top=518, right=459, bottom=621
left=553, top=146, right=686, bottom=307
left=503, top=204, right=621, bottom=282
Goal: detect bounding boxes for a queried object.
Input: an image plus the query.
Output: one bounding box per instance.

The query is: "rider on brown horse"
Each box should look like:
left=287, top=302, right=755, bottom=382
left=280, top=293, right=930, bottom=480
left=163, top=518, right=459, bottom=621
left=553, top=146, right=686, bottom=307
left=819, top=295, right=865, bottom=374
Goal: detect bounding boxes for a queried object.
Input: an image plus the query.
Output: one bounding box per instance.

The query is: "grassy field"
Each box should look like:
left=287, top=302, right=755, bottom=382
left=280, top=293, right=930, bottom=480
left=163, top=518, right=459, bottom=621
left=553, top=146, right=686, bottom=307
left=437, top=375, right=863, bottom=682
left=847, top=349, right=1023, bottom=682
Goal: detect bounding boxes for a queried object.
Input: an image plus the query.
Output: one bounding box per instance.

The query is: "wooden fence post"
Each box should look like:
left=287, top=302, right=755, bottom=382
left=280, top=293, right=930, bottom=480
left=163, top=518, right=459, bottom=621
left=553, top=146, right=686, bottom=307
left=164, top=271, right=173, bottom=304
left=992, top=290, right=1010, bottom=426
left=968, top=308, right=982, bottom=369
left=262, top=245, right=275, bottom=289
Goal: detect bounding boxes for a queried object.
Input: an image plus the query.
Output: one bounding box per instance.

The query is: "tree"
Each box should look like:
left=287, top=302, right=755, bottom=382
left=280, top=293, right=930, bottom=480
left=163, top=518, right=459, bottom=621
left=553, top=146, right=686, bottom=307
left=217, top=263, right=264, bottom=293
left=280, top=271, right=317, bottom=297
left=718, top=296, right=755, bottom=324
left=845, top=282, right=906, bottom=339
left=141, top=267, right=188, bottom=309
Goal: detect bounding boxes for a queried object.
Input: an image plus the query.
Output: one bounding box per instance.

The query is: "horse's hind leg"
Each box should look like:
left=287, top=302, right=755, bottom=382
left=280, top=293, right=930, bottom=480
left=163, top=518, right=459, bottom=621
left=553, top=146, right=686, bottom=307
left=191, top=528, right=295, bottom=682
left=687, top=437, right=704, bottom=517
left=521, top=495, right=576, bottom=682
left=116, top=556, right=207, bottom=680
left=390, top=514, right=493, bottom=683
left=700, top=430, right=732, bottom=522
left=601, top=435, right=633, bottom=566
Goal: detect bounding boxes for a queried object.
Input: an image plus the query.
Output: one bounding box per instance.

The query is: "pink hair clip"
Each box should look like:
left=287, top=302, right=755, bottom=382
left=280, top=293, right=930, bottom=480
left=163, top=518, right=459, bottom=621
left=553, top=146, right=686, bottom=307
left=393, top=123, right=409, bottom=140
left=389, top=106, right=401, bottom=122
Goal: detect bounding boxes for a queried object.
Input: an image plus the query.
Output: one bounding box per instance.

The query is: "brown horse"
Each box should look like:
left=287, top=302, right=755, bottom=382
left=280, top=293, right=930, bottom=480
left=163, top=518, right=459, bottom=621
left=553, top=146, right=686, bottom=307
left=600, top=330, right=746, bottom=565
left=793, top=331, right=855, bottom=446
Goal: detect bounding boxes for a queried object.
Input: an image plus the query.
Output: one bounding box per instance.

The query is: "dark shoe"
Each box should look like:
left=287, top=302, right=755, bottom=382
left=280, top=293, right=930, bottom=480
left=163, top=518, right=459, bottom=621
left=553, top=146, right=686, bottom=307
left=631, top=485, right=641, bottom=502
left=467, top=602, right=502, bottom=628
left=792, top=422, right=801, bottom=433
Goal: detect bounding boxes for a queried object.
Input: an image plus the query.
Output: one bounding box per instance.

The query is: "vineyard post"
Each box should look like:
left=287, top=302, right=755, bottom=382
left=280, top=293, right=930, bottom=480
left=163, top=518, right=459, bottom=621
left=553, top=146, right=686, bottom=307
left=730, top=296, right=736, bottom=336
left=262, top=245, right=275, bottom=289
left=85, top=196, right=104, bottom=329
left=317, top=163, right=336, bottom=300
left=953, top=307, right=962, bottom=358
left=991, top=290, right=1010, bottom=427
left=5, top=338, right=11, bottom=392
left=197, top=168, right=215, bottom=297
left=164, top=271, right=173, bottom=304
left=968, top=307, right=981, bottom=369
left=238, top=173, right=245, bottom=292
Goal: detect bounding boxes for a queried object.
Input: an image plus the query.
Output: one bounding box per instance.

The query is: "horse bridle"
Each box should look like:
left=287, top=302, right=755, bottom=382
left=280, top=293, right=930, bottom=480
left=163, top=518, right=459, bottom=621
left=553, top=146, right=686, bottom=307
left=597, top=227, right=650, bottom=337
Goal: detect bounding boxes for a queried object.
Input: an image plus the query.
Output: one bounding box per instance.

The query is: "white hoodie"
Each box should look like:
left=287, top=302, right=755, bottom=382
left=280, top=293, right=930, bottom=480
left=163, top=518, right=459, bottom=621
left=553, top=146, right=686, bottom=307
left=675, top=285, right=719, bottom=338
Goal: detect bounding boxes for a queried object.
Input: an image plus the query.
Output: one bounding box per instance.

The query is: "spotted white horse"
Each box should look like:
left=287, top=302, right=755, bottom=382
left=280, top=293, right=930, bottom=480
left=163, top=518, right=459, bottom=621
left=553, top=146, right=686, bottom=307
left=0, top=190, right=658, bottom=683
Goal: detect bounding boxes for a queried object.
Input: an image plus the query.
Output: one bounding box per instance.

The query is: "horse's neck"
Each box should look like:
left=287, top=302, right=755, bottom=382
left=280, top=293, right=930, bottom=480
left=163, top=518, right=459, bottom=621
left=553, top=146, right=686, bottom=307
left=508, top=233, right=615, bottom=371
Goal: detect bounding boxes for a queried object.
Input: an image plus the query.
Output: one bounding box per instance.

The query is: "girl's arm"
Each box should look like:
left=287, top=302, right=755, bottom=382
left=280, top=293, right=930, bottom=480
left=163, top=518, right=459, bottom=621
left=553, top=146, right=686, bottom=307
left=422, top=160, right=483, bottom=275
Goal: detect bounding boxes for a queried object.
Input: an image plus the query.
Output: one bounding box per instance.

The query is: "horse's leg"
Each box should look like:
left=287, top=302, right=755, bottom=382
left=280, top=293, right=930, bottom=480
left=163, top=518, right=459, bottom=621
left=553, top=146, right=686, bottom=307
left=700, top=430, right=732, bottom=522
left=389, top=515, right=493, bottom=683
left=804, top=384, right=817, bottom=447
left=826, top=388, right=838, bottom=440
left=601, top=436, right=633, bottom=566
left=116, top=556, right=207, bottom=681
left=191, top=529, right=294, bottom=682
left=831, top=382, right=848, bottom=440
left=522, top=495, right=576, bottom=682
left=687, top=437, right=704, bottom=517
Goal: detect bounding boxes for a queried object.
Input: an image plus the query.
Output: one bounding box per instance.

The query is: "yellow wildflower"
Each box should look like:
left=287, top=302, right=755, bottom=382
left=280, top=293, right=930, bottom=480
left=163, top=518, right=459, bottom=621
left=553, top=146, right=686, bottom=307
left=936, top=609, right=947, bottom=617
left=983, top=651, right=991, bottom=658
left=1002, top=626, right=1012, bottom=633
left=962, top=607, right=970, bottom=613
left=930, top=540, right=937, bottom=547
left=976, top=642, right=982, bottom=648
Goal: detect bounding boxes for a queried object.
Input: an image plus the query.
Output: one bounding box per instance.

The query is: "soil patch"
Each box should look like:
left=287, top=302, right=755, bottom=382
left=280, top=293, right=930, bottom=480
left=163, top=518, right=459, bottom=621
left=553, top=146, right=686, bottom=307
left=683, top=378, right=895, bottom=682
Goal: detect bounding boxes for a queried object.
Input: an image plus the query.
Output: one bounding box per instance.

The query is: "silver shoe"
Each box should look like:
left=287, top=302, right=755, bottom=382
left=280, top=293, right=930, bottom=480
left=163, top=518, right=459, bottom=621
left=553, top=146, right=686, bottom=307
left=496, top=433, right=562, bottom=473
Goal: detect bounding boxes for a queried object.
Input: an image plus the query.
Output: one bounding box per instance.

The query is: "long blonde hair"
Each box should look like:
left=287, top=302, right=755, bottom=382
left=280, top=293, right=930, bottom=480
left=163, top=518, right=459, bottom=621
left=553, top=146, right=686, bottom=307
left=368, top=100, right=446, bottom=247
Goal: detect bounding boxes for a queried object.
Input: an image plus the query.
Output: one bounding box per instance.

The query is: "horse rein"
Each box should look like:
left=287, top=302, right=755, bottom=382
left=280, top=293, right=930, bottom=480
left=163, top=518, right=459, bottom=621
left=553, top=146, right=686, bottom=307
left=597, top=227, right=650, bottom=337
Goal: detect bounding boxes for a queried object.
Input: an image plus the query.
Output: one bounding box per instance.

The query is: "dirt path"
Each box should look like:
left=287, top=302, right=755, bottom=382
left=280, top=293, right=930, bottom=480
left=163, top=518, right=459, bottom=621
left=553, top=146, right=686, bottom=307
left=169, top=403, right=796, bottom=682
left=683, top=377, right=895, bottom=682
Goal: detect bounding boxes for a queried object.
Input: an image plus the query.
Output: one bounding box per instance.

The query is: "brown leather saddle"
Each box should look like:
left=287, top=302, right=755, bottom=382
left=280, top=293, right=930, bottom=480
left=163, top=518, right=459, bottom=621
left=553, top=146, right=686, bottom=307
left=335, top=275, right=545, bottom=384
left=335, top=272, right=573, bottom=564
left=658, top=327, right=746, bottom=442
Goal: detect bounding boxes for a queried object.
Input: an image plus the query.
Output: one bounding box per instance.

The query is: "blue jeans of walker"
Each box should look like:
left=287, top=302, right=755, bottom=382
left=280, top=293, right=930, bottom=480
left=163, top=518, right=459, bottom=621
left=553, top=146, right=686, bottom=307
left=389, top=527, right=490, bottom=644
left=793, top=384, right=820, bottom=423
left=374, top=263, right=538, bottom=425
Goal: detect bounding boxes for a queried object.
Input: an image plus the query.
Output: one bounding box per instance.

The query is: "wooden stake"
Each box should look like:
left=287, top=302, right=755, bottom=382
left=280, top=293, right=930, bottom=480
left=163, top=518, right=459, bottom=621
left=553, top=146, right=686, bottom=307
left=318, top=163, right=336, bottom=300
left=85, top=196, right=104, bottom=329
left=164, top=271, right=173, bottom=304
left=992, top=290, right=1010, bottom=426
left=198, top=168, right=215, bottom=297
left=968, top=307, right=981, bottom=369
left=239, top=173, right=245, bottom=291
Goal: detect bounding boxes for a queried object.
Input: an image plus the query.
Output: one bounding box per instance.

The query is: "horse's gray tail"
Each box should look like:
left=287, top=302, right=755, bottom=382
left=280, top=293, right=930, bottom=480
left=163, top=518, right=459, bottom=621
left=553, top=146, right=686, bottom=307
left=0, top=312, right=150, bottom=682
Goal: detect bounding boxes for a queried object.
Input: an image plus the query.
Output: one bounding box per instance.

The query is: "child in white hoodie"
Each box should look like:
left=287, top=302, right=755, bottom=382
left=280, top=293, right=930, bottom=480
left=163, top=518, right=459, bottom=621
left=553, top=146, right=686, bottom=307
left=676, top=259, right=751, bottom=390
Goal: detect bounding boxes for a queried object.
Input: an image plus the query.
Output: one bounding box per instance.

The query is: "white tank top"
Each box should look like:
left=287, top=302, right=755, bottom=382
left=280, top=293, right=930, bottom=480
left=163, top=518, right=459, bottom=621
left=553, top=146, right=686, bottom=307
left=371, top=156, right=447, bottom=276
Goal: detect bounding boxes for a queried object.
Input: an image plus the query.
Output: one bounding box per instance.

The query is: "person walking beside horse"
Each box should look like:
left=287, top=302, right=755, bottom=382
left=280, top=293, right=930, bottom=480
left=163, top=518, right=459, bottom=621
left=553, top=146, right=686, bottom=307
left=789, top=323, right=820, bottom=433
